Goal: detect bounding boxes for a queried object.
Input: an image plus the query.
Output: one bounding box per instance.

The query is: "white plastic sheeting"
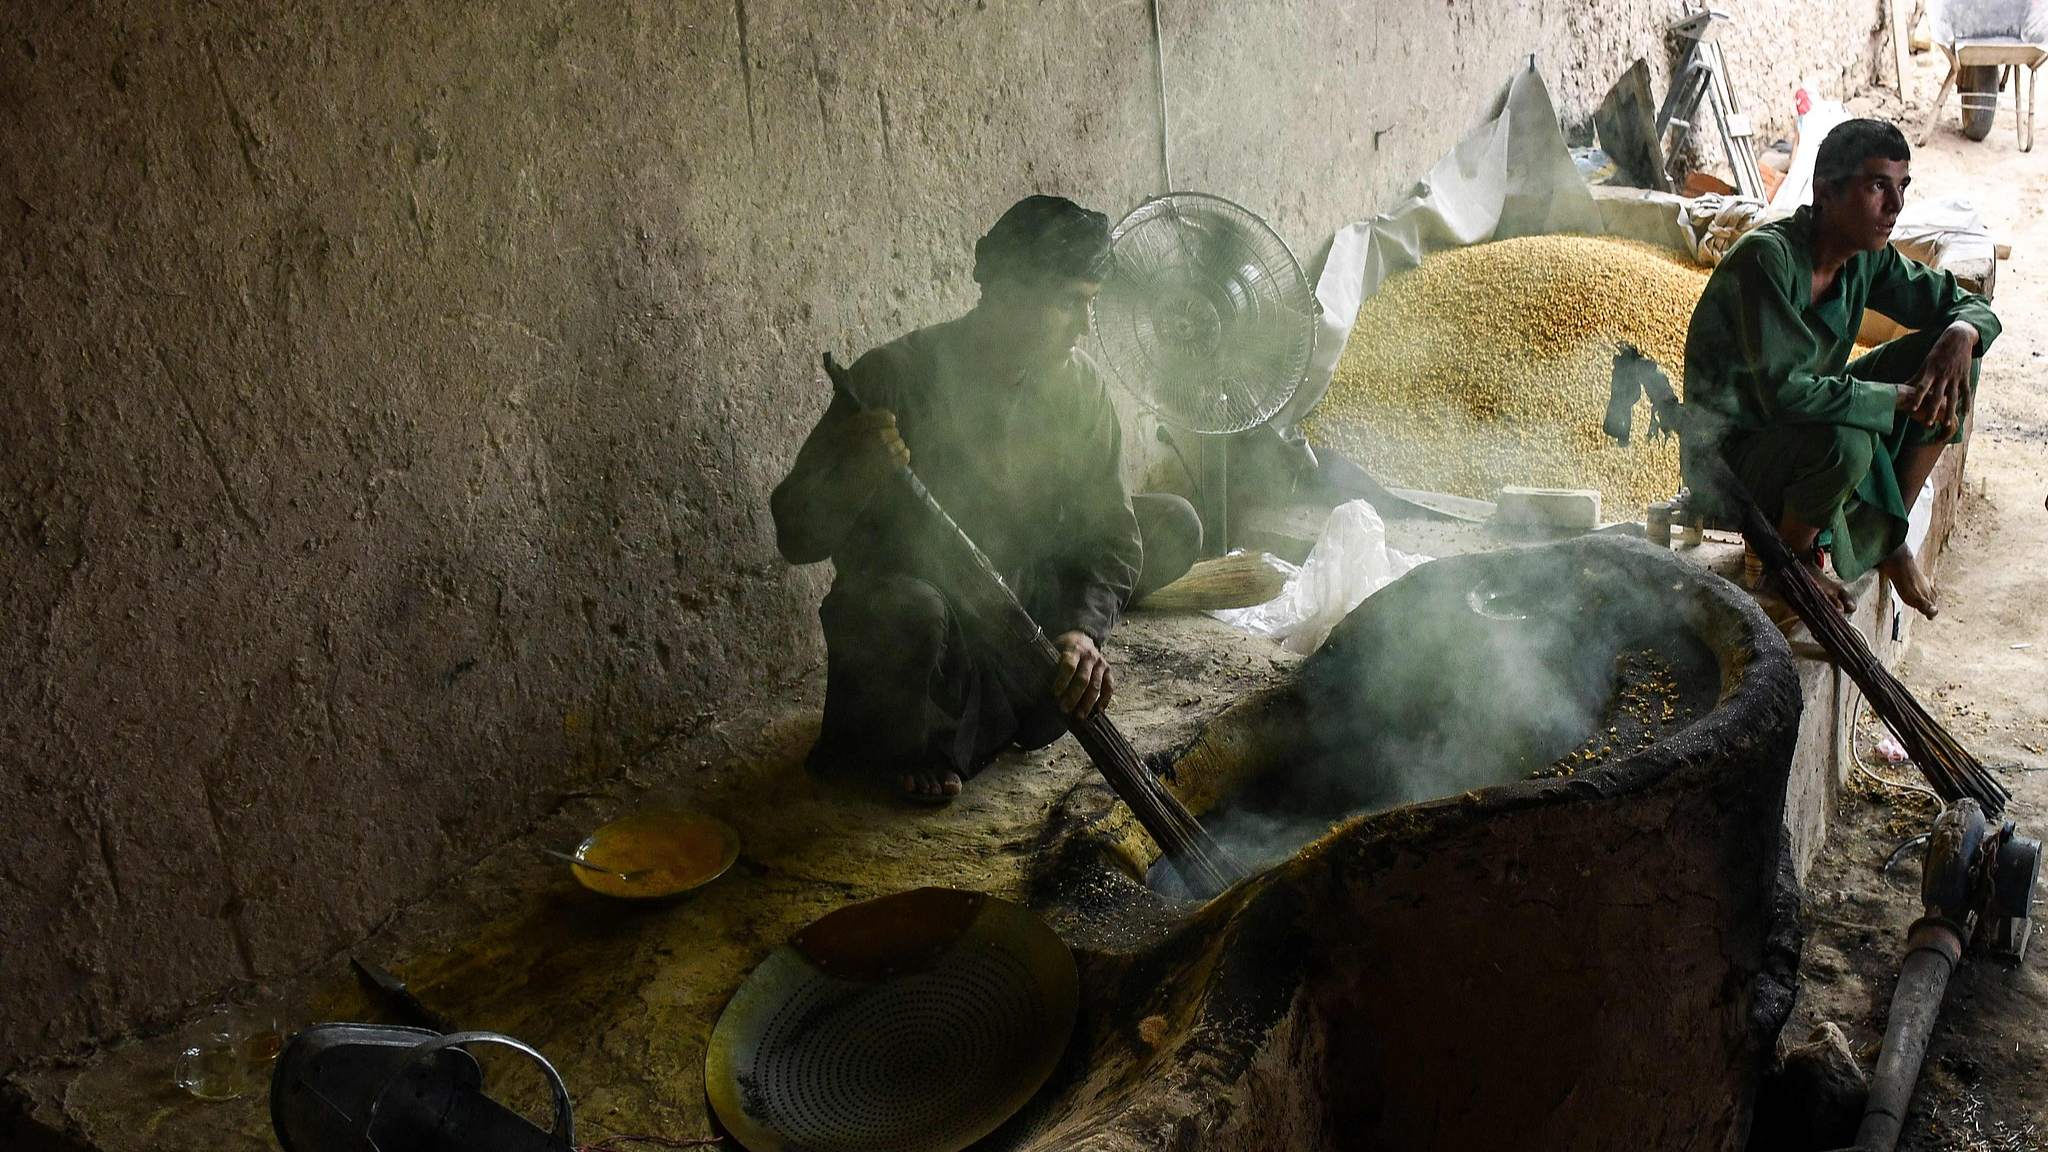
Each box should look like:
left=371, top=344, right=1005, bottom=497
left=1768, top=97, right=1855, bottom=210
left=1208, top=500, right=1427, bottom=654
left=1279, top=64, right=1602, bottom=430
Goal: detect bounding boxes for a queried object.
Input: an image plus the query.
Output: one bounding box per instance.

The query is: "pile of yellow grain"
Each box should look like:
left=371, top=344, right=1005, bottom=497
left=1304, top=234, right=1710, bottom=517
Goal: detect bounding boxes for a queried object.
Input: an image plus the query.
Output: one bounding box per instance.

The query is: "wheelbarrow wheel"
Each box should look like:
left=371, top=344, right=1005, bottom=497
left=1960, top=64, right=2000, bottom=141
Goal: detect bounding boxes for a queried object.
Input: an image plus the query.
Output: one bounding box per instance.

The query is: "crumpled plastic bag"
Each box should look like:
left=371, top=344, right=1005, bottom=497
left=1209, top=500, right=1428, bottom=654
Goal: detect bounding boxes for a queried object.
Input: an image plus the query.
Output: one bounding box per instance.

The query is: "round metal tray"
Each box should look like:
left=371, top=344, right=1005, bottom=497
left=571, top=809, right=739, bottom=899
left=705, top=887, right=1078, bottom=1152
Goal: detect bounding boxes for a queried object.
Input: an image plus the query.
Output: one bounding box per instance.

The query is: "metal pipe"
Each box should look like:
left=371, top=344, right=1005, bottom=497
left=1850, top=916, right=1964, bottom=1152
left=1817, top=801, right=1988, bottom=1152
left=1150, top=0, right=1173, bottom=191
left=1199, top=433, right=1229, bottom=556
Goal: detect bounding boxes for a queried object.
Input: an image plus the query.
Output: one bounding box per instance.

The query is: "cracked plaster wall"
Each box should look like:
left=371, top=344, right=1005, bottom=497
left=0, top=0, right=1882, bottom=1071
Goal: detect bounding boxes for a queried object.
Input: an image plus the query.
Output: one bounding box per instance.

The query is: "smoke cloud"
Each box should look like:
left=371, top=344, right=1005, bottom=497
left=1155, top=542, right=1718, bottom=892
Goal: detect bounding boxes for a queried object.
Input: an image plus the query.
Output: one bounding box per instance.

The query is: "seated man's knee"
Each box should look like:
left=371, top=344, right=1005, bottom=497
left=1816, top=423, right=1877, bottom=479
left=1903, top=418, right=1958, bottom=448
left=820, top=574, right=951, bottom=657
left=1131, top=493, right=1203, bottom=602
left=1849, top=326, right=1946, bottom=386
left=1781, top=425, right=1877, bottom=523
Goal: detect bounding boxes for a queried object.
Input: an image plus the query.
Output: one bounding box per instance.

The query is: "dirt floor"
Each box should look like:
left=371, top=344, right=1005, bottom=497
left=1778, top=54, right=2048, bottom=1149
left=2, top=611, right=1300, bottom=1151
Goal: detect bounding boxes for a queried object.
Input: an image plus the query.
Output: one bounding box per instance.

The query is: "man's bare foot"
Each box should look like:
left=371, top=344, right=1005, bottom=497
left=897, top=769, right=962, bottom=804
left=1879, top=546, right=1939, bottom=619
left=1765, top=555, right=1856, bottom=616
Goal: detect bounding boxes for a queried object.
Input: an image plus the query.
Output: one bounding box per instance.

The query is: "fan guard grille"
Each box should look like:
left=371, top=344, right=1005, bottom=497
left=1093, top=192, right=1317, bottom=435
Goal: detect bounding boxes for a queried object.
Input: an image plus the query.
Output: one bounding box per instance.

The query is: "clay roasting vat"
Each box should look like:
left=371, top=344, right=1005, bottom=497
left=1003, top=536, right=1803, bottom=1152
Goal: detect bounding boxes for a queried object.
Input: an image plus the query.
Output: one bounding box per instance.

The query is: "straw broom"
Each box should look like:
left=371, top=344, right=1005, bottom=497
left=1609, top=346, right=2007, bottom=815
left=1138, top=552, right=1291, bottom=611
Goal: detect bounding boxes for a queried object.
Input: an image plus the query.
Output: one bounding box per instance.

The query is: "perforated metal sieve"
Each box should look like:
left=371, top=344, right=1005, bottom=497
left=705, top=887, right=1077, bottom=1152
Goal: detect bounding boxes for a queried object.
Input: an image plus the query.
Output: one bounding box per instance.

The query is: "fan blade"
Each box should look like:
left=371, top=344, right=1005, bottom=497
left=1096, top=193, right=1318, bottom=434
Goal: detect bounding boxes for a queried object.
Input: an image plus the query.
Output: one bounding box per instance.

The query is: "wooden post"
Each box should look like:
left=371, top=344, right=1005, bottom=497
left=1891, top=0, right=1914, bottom=100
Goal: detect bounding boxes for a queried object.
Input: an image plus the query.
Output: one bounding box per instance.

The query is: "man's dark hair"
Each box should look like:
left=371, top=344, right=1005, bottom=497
left=1813, top=118, right=1910, bottom=193
left=972, top=195, right=1113, bottom=286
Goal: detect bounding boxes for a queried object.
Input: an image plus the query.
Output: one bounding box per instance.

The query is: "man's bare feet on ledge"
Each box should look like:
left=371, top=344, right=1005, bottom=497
left=1765, top=553, right=1856, bottom=616
left=1879, top=545, right=1939, bottom=619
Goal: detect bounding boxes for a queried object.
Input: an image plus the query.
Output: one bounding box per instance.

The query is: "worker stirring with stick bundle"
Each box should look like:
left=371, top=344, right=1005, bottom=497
left=1682, top=119, right=1999, bottom=618
left=771, top=196, right=1202, bottom=804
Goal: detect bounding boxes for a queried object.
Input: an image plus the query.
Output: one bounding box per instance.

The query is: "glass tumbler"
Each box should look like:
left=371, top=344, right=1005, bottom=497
left=172, top=1003, right=282, bottom=1101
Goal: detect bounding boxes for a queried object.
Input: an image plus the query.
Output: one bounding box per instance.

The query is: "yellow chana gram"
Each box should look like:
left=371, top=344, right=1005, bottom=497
left=1304, top=234, right=1710, bottom=517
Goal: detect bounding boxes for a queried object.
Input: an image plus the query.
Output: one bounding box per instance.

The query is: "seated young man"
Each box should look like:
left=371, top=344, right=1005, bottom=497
left=771, top=195, right=1200, bottom=803
left=1682, top=119, right=1999, bottom=617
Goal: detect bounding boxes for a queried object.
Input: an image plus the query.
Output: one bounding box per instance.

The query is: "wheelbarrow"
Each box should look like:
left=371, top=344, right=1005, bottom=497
left=1919, top=0, right=2046, bottom=150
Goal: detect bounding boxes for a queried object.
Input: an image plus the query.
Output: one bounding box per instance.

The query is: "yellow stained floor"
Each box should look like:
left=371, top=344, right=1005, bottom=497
left=13, top=612, right=1296, bottom=1151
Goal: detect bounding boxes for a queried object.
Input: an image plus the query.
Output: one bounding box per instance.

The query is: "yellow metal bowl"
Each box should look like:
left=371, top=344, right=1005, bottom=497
left=571, top=809, right=740, bottom=899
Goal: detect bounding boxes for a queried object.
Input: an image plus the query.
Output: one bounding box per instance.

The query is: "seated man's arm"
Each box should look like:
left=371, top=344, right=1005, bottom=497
left=1726, top=242, right=1901, bottom=434
left=770, top=388, right=909, bottom=564
left=1043, top=382, right=1142, bottom=719
left=1864, top=245, right=2001, bottom=352
left=1866, top=247, right=2000, bottom=435
left=1047, top=389, right=1143, bottom=646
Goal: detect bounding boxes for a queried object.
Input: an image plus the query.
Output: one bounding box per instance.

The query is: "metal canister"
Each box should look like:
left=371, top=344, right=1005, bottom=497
left=1647, top=502, right=1673, bottom=548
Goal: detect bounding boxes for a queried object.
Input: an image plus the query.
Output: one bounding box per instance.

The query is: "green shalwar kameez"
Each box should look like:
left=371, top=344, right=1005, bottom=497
left=1681, top=206, right=2000, bottom=580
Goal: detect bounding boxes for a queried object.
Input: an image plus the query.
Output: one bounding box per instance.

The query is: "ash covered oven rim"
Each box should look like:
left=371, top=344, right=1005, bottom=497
left=1073, top=535, right=1798, bottom=902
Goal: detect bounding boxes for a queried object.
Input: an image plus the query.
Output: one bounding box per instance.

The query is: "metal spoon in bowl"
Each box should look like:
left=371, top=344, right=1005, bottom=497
left=542, top=848, right=656, bottom=883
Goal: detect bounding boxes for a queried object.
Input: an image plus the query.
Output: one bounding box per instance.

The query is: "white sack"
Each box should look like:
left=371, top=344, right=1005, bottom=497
left=1209, top=500, right=1427, bottom=654
left=1890, top=195, right=2000, bottom=272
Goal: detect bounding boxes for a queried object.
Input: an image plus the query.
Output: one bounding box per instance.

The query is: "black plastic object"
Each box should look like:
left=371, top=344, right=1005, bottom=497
left=272, top=1024, right=574, bottom=1152
left=1987, top=821, right=2041, bottom=922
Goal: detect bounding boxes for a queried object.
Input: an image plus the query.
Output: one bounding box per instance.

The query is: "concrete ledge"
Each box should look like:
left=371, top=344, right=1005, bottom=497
left=1780, top=431, right=1971, bottom=877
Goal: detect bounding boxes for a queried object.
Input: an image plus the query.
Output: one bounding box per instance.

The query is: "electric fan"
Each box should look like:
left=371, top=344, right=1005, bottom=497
left=1092, top=192, right=1319, bottom=547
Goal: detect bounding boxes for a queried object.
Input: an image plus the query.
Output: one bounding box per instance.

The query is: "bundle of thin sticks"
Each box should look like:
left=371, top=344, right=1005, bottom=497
left=822, top=354, right=1247, bottom=896
left=1611, top=346, right=2008, bottom=815
left=1720, top=466, right=2007, bottom=814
